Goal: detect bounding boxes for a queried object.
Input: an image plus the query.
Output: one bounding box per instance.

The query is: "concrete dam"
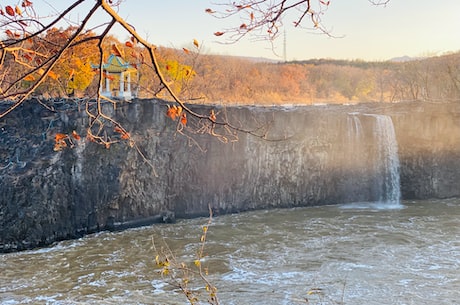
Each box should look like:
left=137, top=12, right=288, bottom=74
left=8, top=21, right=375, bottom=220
left=1, top=99, right=460, bottom=252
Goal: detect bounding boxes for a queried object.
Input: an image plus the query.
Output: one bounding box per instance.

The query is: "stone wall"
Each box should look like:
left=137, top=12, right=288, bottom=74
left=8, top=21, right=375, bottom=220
left=1, top=99, right=459, bottom=252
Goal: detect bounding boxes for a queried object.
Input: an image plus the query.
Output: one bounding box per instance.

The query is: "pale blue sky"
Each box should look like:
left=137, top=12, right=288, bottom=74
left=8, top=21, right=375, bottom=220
left=34, top=0, right=460, bottom=61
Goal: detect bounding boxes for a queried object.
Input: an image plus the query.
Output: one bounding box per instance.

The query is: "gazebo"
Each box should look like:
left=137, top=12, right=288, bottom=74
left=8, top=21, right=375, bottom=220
left=94, top=53, right=137, bottom=100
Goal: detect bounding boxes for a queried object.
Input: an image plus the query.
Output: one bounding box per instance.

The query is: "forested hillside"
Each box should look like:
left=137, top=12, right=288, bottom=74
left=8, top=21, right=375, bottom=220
left=2, top=25, right=459, bottom=105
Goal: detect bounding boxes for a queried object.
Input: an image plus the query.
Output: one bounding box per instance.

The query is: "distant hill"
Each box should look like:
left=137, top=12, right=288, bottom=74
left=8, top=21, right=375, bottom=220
left=389, top=56, right=423, bottom=62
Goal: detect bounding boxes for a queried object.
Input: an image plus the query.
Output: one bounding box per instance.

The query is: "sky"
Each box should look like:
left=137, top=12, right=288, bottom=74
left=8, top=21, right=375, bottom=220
left=33, top=0, right=460, bottom=61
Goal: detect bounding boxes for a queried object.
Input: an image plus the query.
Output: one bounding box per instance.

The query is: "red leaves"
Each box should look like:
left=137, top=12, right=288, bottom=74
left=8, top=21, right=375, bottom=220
left=5, top=29, right=14, bottom=39
left=125, top=41, right=134, bottom=48
left=214, top=31, right=225, bottom=36
left=5, top=5, right=15, bottom=16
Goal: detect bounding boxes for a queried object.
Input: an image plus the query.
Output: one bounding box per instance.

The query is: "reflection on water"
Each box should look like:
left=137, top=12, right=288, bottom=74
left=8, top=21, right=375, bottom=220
left=1, top=199, right=460, bottom=305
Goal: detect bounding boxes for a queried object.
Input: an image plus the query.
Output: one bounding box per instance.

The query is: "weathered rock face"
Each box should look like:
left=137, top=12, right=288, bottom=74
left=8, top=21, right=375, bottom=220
left=1, top=99, right=460, bottom=252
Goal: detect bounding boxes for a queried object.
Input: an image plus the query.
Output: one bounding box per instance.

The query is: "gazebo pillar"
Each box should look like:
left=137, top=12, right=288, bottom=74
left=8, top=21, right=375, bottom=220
left=105, top=73, right=110, bottom=94
left=119, top=71, right=124, bottom=97
left=127, top=72, right=131, bottom=94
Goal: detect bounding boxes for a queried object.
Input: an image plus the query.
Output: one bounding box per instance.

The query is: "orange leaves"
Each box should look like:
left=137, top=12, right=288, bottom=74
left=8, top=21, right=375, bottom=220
left=2, top=5, right=24, bottom=17
left=72, top=130, right=81, bottom=140
left=54, top=131, right=81, bottom=151
left=47, top=70, right=58, bottom=80
left=15, top=5, right=22, bottom=16
left=183, top=47, right=190, bottom=55
left=209, top=109, right=217, bottom=122
left=166, top=104, right=187, bottom=126
left=54, top=134, right=68, bottom=151
left=166, top=104, right=182, bottom=121
left=102, top=71, right=115, bottom=81
left=180, top=112, right=187, bottom=126
left=125, top=36, right=137, bottom=48
left=23, top=74, right=35, bottom=81
left=214, top=31, right=225, bottom=37
left=193, top=39, right=199, bottom=48
left=114, top=126, right=130, bottom=140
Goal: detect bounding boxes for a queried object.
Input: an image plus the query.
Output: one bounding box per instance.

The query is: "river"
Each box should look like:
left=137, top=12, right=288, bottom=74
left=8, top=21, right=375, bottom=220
left=1, top=199, right=459, bottom=305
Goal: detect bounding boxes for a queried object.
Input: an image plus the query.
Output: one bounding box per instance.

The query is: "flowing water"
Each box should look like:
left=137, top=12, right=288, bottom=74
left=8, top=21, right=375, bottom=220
left=1, top=199, right=460, bottom=305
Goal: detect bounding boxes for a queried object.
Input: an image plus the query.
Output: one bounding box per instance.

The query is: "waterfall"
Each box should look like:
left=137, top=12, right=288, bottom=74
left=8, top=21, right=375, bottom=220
left=346, top=113, right=402, bottom=207
left=373, top=114, right=402, bottom=206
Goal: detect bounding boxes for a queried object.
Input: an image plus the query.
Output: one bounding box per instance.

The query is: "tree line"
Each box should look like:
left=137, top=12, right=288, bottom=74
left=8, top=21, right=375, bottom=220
left=2, top=25, right=459, bottom=105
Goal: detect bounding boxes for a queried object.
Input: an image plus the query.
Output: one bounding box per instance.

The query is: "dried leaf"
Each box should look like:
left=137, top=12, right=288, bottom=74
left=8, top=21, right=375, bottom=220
left=182, top=47, right=190, bottom=54
left=125, top=41, right=133, bottom=48
left=193, top=39, right=199, bottom=48
left=205, top=8, right=215, bottom=13
left=23, top=53, right=33, bottom=62
left=240, top=23, right=247, bottom=29
left=210, top=109, right=216, bottom=122
left=15, top=5, right=22, bottom=16
left=5, top=29, right=14, bottom=39
left=214, top=31, right=225, bottom=36
left=22, top=0, right=33, bottom=7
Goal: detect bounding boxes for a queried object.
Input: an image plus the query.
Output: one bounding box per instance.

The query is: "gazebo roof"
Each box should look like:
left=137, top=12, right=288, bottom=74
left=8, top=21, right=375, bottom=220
left=92, top=54, right=136, bottom=73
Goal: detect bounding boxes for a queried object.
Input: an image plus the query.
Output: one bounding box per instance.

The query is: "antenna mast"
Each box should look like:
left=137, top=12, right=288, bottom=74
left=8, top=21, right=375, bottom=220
left=283, top=29, right=287, bottom=62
